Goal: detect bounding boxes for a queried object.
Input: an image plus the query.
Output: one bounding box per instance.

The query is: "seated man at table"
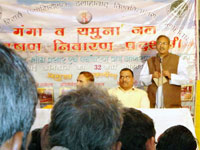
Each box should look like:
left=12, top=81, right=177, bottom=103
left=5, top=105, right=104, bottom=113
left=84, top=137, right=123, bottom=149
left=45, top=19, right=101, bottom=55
left=109, top=68, right=150, bottom=108
left=76, top=71, right=94, bottom=88
left=156, top=125, right=197, bottom=150
left=118, top=108, right=156, bottom=150
left=48, top=85, right=123, bottom=150
left=0, top=44, right=38, bottom=150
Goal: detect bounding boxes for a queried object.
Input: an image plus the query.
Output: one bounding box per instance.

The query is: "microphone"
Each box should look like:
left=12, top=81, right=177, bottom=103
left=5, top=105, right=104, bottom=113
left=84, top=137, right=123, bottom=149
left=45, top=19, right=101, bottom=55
left=157, top=53, right=162, bottom=63
left=157, top=54, right=164, bottom=108
left=157, top=53, right=163, bottom=75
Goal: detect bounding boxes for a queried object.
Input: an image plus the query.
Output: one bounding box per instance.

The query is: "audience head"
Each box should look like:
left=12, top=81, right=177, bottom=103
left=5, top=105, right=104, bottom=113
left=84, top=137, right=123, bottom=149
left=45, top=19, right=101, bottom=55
left=118, top=108, right=156, bottom=150
left=156, top=125, right=197, bottom=150
left=119, top=68, right=134, bottom=91
left=76, top=71, right=94, bottom=88
left=0, top=44, right=38, bottom=150
left=49, top=85, right=123, bottom=150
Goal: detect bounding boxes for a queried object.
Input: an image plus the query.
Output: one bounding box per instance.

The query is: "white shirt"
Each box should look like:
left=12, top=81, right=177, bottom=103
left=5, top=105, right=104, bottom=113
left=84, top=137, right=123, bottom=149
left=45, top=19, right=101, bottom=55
left=108, top=87, right=150, bottom=108
left=139, top=56, right=188, bottom=108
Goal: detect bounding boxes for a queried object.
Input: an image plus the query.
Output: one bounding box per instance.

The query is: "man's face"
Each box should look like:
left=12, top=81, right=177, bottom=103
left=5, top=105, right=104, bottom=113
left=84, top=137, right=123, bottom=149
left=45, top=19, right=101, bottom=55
left=77, top=74, right=89, bottom=88
left=156, top=37, right=170, bottom=57
left=119, top=70, right=134, bottom=91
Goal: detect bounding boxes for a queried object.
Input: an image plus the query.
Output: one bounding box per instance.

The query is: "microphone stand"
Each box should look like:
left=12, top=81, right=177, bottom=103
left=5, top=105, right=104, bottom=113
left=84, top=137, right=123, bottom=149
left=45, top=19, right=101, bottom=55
left=160, top=58, right=164, bottom=108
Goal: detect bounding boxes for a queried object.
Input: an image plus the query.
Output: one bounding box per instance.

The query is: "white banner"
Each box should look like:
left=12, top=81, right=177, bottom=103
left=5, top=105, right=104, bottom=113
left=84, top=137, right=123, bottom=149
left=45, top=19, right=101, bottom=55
left=0, top=0, right=197, bottom=112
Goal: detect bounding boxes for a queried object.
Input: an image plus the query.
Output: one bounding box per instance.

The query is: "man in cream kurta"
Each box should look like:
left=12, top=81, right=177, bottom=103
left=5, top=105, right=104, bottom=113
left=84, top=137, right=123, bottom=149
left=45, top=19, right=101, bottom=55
left=109, top=68, right=150, bottom=108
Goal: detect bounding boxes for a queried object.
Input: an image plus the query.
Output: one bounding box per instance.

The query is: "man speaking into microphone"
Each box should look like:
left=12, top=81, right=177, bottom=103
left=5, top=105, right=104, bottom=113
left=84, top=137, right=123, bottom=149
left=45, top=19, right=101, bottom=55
left=139, top=35, right=188, bottom=108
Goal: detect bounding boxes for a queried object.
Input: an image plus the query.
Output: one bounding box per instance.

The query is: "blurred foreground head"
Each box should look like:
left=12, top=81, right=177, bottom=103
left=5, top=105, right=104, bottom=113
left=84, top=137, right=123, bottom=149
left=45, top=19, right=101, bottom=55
left=156, top=125, right=197, bottom=150
left=118, top=108, right=156, bottom=150
left=49, top=85, right=123, bottom=150
left=0, top=44, right=38, bottom=150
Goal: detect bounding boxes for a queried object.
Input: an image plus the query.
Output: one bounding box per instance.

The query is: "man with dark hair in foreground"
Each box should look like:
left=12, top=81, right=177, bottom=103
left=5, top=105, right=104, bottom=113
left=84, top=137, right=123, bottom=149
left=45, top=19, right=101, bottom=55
left=156, top=125, right=197, bottom=150
left=48, top=85, right=123, bottom=150
left=0, top=44, right=38, bottom=150
left=118, top=108, right=156, bottom=150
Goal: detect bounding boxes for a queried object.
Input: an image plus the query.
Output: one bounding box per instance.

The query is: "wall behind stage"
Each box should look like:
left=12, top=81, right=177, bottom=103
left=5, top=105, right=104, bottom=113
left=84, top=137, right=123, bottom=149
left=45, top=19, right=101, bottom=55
left=0, top=0, right=198, bottom=113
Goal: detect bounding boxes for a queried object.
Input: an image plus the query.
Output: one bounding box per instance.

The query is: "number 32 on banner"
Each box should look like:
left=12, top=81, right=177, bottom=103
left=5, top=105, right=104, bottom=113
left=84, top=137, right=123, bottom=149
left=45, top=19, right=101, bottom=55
left=94, top=65, right=101, bottom=70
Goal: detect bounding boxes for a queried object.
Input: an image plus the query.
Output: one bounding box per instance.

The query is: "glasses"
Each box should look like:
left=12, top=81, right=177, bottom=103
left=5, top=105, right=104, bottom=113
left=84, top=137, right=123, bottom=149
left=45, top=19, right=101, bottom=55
left=120, top=76, right=132, bottom=80
left=157, top=42, right=169, bottom=46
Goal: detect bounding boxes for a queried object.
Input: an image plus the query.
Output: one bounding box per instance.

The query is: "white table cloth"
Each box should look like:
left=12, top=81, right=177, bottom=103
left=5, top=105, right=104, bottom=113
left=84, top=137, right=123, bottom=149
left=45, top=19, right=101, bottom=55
left=31, top=108, right=195, bottom=139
